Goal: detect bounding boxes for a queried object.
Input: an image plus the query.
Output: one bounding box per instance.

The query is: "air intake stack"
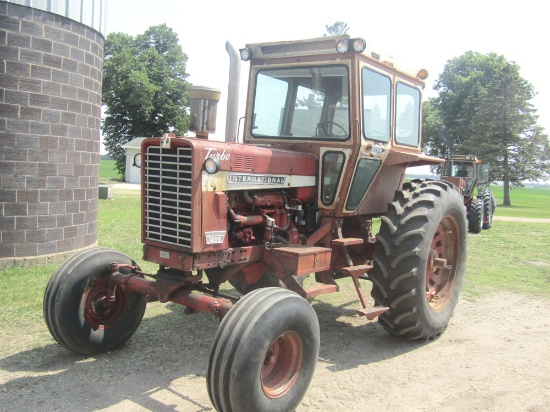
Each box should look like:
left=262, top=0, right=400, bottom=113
left=188, top=86, right=221, bottom=139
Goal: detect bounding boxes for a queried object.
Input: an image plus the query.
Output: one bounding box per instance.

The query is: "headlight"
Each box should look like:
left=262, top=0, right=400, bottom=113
left=336, top=38, right=367, bottom=54
left=239, top=47, right=253, bottom=61
left=204, top=158, right=221, bottom=174
left=133, top=153, right=142, bottom=168
left=336, top=39, right=349, bottom=54
left=351, top=38, right=366, bottom=53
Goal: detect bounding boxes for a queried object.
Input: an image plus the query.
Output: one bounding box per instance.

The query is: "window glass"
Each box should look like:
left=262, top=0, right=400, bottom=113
left=250, top=73, right=289, bottom=136
left=252, top=65, right=349, bottom=140
left=290, top=85, right=326, bottom=137
left=478, top=164, right=489, bottom=182
left=395, top=82, right=421, bottom=146
left=362, top=68, right=391, bottom=142
left=446, top=161, right=475, bottom=178
left=321, top=151, right=345, bottom=205
left=345, top=159, right=381, bottom=210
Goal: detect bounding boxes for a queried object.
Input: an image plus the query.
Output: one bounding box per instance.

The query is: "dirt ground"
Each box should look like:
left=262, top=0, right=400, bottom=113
left=1, top=290, right=549, bottom=412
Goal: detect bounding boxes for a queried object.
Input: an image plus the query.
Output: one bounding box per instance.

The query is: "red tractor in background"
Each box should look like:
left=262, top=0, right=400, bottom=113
left=440, top=155, right=496, bottom=233
left=44, top=35, right=468, bottom=411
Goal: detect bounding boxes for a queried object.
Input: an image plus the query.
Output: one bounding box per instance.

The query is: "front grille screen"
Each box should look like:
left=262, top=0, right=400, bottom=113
left=260, top=40, right=336, bottom=55
left=144, top=146, right=193, bottom=248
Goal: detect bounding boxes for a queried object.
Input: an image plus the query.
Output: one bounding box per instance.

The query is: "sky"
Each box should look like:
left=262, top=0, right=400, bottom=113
left=103, top=0, right=549, bottom=146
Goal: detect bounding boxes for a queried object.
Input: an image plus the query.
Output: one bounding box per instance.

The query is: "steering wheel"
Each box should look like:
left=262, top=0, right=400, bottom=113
left=315, top=121, right=348, bottom=137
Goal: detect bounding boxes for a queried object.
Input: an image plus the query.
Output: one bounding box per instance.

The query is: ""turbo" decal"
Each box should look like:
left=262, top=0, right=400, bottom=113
left=205, top=148, right=230, bottom=161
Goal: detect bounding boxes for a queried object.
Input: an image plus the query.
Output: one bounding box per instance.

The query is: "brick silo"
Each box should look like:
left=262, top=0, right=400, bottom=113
left=0, top=0, right=106, bottom=268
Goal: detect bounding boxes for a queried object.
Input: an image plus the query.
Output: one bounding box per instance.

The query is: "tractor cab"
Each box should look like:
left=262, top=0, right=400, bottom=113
left=441, top=155, right=495, bottom=233
left=240, top=36, right=444, bottom=217
left=441, top=155, right=489, bottom=198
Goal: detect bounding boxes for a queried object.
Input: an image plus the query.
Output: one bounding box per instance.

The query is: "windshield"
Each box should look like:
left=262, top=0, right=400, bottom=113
left=251, top=65, right=350, bottom=140
left=443, top=161, right=475, bottom=178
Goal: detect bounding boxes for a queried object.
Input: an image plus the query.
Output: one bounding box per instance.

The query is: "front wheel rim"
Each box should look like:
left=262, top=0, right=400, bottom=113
left=261, top=331, right=303, bottom=399
left=84, top=278, right=127, bottom=330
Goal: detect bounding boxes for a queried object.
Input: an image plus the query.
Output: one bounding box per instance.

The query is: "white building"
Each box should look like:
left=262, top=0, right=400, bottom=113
left=122, top=137, right=147, bottom=184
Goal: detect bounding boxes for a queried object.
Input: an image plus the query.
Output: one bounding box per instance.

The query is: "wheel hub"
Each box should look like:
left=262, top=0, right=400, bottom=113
left=84, top=278, right=126, bottom=330
left=426, top=218, right=459, bottom=311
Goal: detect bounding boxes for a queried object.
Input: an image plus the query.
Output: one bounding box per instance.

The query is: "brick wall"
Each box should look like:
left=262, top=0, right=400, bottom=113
left=0, top=2, right=104, bottom=268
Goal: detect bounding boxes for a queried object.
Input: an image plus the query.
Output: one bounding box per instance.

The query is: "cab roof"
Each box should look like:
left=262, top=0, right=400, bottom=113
left=244, top=35, right=427, bottom=85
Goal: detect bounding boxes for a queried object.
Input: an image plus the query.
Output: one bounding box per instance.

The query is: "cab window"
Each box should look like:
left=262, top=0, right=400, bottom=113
left=321, top=151, right=345, bottom=205
left=362, top=68, right=391, bottom=142
left=251, top=65, right=350, bottom=140
left=443, top=161, right=475, bottom=178
left=345, top=158, right=381, bottom=210
left=395, top=82, right=421, bottom=146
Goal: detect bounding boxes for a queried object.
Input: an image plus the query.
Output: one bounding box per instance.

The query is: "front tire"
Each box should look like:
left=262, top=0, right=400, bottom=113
left=207, top=288, right=320, bottom=412
left=43, top=247, right=147, bottom=355
left=370, top=180, right=467, bottom=340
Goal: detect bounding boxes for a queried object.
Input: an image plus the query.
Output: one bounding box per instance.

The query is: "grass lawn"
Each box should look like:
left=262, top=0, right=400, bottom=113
left=491, top=185, right=550, bottom=219
left=99, top=159, right=123, bottom=183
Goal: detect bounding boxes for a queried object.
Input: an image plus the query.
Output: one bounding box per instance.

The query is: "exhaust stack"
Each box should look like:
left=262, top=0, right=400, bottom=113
left=225, top=41, right=241, bottom=143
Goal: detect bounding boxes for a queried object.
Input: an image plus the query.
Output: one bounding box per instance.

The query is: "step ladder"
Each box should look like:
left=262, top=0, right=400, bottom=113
left=332, top=222, right=389, bottom=320
left=270, top=245, right=338, bottom=298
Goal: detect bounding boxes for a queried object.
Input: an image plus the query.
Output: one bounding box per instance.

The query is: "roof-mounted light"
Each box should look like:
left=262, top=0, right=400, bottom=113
left=336, top=38, right=367, bottom=54
left=336, top=39, right=349, bottom=54
left=351, top=38, right=366, bottom=53
left=239, top=47, right=253, bottom=61
left=417, top=68, right=429, bottom=80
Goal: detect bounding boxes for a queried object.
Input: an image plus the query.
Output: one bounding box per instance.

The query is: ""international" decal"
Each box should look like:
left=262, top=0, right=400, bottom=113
left=228, top=174, right=286, bottom=184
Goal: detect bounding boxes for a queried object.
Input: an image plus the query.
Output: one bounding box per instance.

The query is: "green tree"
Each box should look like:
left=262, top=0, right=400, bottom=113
left=324, top=21, right=350, bottom=36
left=422, top=52, right=550, bottom=205
left=102, top=24, right=190, bottom=176
left=422, top=99, right=446, bottom=160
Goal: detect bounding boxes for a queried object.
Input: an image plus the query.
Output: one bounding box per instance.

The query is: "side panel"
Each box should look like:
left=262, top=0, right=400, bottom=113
left=201, top=191, right=229, bottom=252
left=351, top=163, right=405, bottom=215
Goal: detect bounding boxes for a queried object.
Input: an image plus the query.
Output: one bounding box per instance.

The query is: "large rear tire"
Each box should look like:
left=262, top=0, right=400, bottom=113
left=482, top=189, right=495, bottom=229
left=467, top=198, right=483, bottom=233
left=207, top=287, right=319, bottom=412
left=43, top=247, right=147, bottom=355
left=370, top=180, right=467, bottom=340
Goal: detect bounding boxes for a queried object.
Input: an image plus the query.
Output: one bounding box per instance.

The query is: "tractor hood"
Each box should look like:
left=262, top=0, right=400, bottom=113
left=141, top=136, right=317, bottom=192
left=194, top=139, right=317, bottom=191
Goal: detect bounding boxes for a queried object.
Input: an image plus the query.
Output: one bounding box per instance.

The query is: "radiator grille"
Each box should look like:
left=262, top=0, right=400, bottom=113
left=144, top=146, right=193, bottom=248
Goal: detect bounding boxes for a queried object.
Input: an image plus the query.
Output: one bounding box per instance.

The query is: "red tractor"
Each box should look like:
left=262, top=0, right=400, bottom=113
left=44, top=36, right=468, bottom=411
left=440, top=155, right=496, bottom=233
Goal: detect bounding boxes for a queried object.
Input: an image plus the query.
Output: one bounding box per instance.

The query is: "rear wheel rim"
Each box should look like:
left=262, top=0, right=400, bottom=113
left=426, top=216, right=460, bottom=311
left=261, top=331, right=303, bottom=398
